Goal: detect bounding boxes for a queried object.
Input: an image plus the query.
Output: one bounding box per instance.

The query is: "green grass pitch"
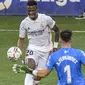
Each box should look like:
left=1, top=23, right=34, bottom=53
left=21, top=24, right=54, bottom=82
left=0, top=16, right=85, bottom=85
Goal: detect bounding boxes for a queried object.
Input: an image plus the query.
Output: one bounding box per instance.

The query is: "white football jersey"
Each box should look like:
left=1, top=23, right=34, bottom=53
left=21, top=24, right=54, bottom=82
left=19, top=13, right=55, bottom=52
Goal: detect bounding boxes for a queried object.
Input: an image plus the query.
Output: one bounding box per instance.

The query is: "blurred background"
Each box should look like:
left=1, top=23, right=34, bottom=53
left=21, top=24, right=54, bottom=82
left=0, top=0, right=85, bottom=85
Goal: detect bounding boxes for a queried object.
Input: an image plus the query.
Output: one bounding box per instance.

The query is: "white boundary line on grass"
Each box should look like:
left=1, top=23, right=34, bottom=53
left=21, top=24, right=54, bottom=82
left=0, top=29, right=18, bottom=32
left=73, top=31, right=85, bottom=33
left=0, top=29, right=85, bottom=33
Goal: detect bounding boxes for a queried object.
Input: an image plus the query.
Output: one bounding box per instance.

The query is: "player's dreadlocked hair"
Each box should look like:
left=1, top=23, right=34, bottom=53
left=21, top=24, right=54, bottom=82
left=60, top=29, right=72, bottom=42
left=27, top=0, right=37, bottom=6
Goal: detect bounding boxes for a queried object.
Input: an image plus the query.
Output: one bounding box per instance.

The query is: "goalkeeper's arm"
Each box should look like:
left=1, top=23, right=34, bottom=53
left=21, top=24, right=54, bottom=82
left=12, top=64, right=51, bottom=78
left=32, top=67, right=51, bottom=78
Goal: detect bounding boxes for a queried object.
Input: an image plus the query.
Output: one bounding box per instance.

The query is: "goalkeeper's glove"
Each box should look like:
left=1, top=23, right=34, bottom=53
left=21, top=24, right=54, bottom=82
left=12, top=64, right=33, bottom=74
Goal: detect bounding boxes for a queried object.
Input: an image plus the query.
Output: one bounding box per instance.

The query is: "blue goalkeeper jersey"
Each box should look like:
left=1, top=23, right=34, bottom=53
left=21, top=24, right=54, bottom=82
left=46, top=47, right=85, bottom=85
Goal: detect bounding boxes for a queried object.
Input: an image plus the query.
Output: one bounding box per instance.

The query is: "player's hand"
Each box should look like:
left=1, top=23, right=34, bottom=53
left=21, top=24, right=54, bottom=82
left=53, top=48, right=58, bottom=52
left=49, top=48, right=58, bottom=55
left=12, top=64, right=33, bottom=74
left=12, top=64, right=24, bottom=73
left=12, top=64, right=20, bottom=73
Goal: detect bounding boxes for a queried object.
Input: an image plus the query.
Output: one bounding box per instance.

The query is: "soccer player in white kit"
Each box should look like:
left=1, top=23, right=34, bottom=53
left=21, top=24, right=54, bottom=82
left=17, top=0, right=60, bottom=85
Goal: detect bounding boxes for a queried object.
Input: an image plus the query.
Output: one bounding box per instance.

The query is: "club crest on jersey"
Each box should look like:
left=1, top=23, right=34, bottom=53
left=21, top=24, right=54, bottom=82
left=41, top=23, right=45, bottom=28
left=64, top=50, right=68, bottom=53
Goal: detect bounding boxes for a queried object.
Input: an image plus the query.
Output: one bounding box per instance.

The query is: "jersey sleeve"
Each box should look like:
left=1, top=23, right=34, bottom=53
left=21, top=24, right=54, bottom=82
left=79, top=50, right=85, bottom=64
left=19, top=21, right=26, bottom=38
left=46, top=54, right=55, bottom=70
left=46, top=16, right=55, bottom=29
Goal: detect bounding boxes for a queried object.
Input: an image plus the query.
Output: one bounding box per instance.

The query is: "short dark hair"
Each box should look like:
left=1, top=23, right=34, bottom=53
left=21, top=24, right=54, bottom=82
left=60, top=29, right=72, bottom=42
left=27, top=0, right=37, bottom=6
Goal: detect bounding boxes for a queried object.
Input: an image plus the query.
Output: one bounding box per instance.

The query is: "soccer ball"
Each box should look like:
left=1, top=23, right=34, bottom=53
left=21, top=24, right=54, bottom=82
left=7, top=46, right=22, bottom=61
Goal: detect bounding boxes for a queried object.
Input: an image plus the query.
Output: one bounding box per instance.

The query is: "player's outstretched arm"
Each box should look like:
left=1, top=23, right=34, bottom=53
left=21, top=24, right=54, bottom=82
left=12, top=64, right=51, bottom=78
left=52, top=24, right=60, bottom=52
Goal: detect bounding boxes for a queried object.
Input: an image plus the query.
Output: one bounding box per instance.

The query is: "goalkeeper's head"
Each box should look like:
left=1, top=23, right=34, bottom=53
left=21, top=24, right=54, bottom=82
left=60, top=29, right=72, bottom=44
left=27, top=0, right=38, bottom=20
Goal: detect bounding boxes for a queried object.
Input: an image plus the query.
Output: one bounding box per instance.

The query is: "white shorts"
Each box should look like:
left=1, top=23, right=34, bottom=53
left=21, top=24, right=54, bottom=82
left=25, top=48, right=50, bottom=69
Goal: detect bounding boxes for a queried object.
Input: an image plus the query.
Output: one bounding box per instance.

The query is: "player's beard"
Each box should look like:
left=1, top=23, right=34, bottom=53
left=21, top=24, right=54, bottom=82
left=29, top=13, right=38, bottom=20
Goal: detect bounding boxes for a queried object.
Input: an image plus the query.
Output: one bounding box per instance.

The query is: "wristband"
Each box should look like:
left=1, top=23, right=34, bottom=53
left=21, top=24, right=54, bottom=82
left=32, top=70, right=38, bottom=76
left=53, top=42, right=58, bottom=48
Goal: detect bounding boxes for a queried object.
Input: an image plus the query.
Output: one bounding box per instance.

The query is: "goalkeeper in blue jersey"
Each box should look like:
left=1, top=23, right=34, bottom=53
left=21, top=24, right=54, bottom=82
left=13, top=29, right=85, bottom=85
left=32, top=29, right=85, bottom=85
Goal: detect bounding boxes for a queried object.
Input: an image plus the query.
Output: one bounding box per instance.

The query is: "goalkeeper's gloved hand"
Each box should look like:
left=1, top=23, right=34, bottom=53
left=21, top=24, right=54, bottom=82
left=12, top=64, right=33, bottom=74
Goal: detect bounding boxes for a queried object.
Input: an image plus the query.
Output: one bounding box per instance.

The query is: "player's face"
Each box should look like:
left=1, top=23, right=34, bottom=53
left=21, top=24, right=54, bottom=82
left=27, top=5, right=38, bottom=20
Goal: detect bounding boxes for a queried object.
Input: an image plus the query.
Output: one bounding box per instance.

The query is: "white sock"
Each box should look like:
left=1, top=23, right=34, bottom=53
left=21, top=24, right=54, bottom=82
left=24, top=74, right=35, bottom=85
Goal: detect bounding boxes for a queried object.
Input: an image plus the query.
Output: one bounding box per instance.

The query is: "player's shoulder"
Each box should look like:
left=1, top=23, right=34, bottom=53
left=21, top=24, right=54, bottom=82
left=51, top=48, right=81, bottom=55
left=20, top=16, right=29, bottom=24
left=73, top=48, right=85, bottom=55
left=38, top=13, right=48, bottom=16
left=49, top=51, right=61, bottom=61
left=50, top=50, right=60, bottom=58
left=38, top=13, right=51, bottom=19
left=69, top=48, right=81, bottom=52
left=69, top=48, right=85, bottom=54
left=74, top=48, right=83, bottom=52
